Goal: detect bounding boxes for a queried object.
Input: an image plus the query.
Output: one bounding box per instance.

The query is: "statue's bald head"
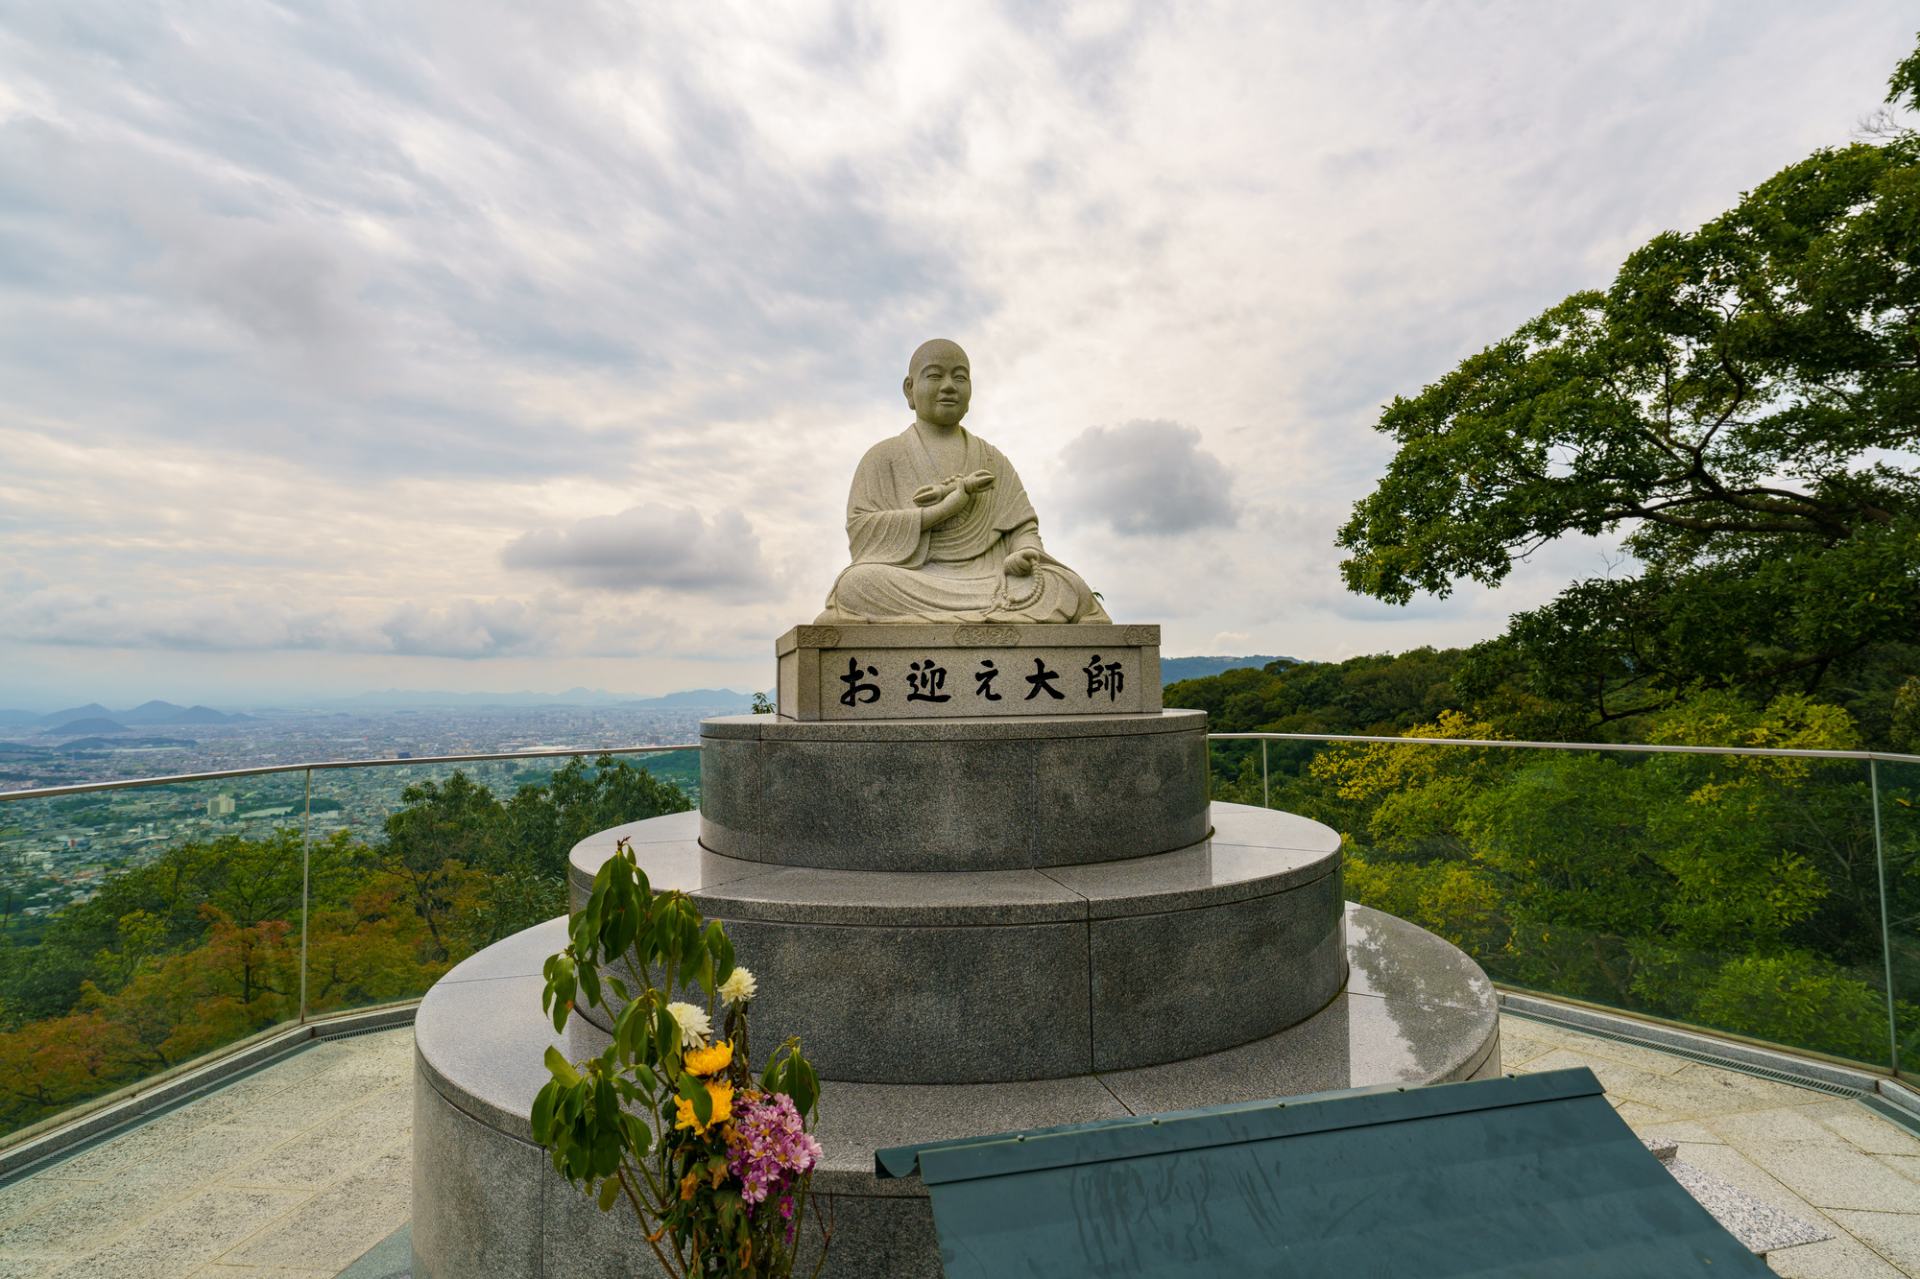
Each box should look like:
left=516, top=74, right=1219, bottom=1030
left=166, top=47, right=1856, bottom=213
left=908, top=338, right=969, bottom=380
left=903, top=338, right=972, bottom=427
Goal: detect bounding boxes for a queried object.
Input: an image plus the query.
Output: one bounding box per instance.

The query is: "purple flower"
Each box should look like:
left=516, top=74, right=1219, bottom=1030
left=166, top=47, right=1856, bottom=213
left=724, top=1092, right=823, bottom=1210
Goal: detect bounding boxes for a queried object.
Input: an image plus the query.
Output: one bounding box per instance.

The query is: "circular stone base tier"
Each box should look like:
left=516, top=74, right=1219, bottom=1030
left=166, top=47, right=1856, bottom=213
left=698, top=711, right=1209, bottom=871
left=569, top=804, right=1345, bottom=1081
left=411, top=904, right=1500, bottom=1279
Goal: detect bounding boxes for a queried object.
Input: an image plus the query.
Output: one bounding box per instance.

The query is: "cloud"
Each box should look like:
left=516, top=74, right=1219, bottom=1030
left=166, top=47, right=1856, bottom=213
left=0, top=588, right=554, bottom=660
left=501, top=505, right=769, bottom=598
left=379, top=599, right=550, bottom=658
left=1053, top=420, right=1237, bottom=537
left=3, top=1, right=1915, bottom=703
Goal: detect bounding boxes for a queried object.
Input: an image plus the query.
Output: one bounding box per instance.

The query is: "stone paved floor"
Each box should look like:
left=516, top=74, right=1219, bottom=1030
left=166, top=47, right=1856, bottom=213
left=1503, top=1016, right=1920, bottom=1278
left=0, top=1017, right=1915, bottom=1276
left=0, top=1030, right=412, bottom=1278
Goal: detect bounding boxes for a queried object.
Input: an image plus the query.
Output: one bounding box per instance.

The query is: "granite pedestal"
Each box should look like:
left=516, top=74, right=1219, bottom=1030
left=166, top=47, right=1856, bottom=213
left=699, top=712, right=1209, bottom=870
left=413, top=901, right=1499, bottom=1278
left=566, top=803, right=1345, bottom=1080
left=412, top=700, right=1502, bottom=1277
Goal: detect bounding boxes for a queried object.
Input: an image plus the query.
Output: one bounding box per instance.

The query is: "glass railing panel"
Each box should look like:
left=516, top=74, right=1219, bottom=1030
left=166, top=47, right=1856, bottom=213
left=0, top=776, right=307, bottom=1140
left=1877, top=758, right=1920, bottom=1078
left=1238, top=737, right=1894, bottom=1068
left=302, top=751, right=701, bottom=1017
left=1207, top=735, right=1379, bottom=834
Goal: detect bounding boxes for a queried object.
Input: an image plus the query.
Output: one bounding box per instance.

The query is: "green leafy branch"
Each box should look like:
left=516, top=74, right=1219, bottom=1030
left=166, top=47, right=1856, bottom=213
left=531, top=838, right=827, bottom=1278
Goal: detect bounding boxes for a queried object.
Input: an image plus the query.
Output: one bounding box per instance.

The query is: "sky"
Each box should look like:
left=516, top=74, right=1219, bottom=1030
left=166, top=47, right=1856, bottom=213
left=0, top=2, right=1914, bottom=709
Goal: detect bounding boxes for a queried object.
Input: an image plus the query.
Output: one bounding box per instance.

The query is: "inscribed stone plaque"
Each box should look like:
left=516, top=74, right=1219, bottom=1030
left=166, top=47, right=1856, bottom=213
left=775, top=623, right=1162, bottom=721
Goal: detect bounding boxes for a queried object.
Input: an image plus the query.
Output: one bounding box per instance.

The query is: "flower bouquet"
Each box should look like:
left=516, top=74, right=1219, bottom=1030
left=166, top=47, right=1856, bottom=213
left=533, top=838, right=828, bottom=1277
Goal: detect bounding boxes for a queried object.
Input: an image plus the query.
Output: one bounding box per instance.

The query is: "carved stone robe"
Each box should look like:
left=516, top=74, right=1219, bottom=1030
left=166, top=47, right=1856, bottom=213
left=816, top=425, right=1109, bottom=624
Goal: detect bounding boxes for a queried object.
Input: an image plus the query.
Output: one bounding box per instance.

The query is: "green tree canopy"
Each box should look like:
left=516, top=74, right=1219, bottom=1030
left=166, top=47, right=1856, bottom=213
left=1337, top=38, right=1920, bottom=727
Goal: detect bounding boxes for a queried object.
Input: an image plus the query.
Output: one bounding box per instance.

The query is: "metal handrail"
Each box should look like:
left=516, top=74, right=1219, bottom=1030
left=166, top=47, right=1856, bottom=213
left=1207, top=732, right=1920, bottom=765
left=1211, top=732, right=1918, bottom=821
left=0, top=724, right=1910, bottom=1127
left=7, top=733, right=1915, bottom=804
left=0, top=743, right=702, bottom=802
left=1217, top=726, right=1912, bottom=1080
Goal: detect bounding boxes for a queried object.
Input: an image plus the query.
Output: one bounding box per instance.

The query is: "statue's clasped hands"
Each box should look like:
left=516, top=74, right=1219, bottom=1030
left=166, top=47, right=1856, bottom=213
left=912, top=469, right=996, bottom=507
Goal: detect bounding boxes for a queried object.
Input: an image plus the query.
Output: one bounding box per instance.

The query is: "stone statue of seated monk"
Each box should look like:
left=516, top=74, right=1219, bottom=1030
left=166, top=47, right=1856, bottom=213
left=817, top=339, right=1111, bottom=625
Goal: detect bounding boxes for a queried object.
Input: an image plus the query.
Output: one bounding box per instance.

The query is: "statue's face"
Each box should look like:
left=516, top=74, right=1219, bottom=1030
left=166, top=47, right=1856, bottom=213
left=904, top=344, right=971, bottom=427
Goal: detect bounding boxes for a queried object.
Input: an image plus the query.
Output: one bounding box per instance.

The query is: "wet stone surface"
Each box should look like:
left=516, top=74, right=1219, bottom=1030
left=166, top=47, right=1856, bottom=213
left=4, top=1001, right=1916, bottom=1275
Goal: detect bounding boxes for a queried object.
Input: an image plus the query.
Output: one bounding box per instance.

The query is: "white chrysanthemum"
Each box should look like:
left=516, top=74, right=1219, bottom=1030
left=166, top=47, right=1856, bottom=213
left=719, top=966, right=758, bottom=1005
left=666, top=1001, right=712, bottom=1048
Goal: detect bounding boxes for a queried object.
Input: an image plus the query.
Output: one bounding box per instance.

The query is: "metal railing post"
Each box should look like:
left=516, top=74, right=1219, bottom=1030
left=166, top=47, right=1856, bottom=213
left=1261, top=739, right=1270, bottom=809
left=1871, top=758, right=1899, bottom=1075
left=300, top=767, right=312, bottom=1024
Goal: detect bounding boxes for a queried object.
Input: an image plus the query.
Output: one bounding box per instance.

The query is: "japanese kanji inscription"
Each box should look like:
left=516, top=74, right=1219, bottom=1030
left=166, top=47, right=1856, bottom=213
left=777, top=624, right=1161, bottom=721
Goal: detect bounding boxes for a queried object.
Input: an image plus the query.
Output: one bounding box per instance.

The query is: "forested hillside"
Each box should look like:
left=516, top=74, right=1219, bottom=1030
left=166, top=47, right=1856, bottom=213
left=1175, top=34, right=1920, bottom=1069
left=0, top=757, right=690, bottom=1137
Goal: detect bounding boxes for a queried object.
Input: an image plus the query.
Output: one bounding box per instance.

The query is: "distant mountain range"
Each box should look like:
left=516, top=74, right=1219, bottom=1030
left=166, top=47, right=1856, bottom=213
left=44, top=717, right=130, bottom=736
left=0, top=701, right=249, bottom=734
left=1160, top=655, right=1297, bottom=683
left=0, top=689, right=767, bottom=720
left=310, top=687, right=760, bottom=711
left=1, top=662, right=1295, bottom=726
left=313, top=687, right=642, bottom=709
left=622, top=689, right=762, bottom=710
left=46, top=735, right=199, bottom=752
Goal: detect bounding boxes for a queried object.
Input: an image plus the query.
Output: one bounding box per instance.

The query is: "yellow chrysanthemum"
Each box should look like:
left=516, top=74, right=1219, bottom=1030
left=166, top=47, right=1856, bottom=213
left=684, top=1040, right=733, bottom=1077
left=673, top=1078, right=735, bottom=1136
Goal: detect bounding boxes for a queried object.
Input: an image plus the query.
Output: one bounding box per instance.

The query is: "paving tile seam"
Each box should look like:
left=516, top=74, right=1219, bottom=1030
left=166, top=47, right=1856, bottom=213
left=1090, top=1071, right=1140, bottom=1119
left=1872, top=1154, right=1920, bottom=1185
left=1823, top=1213, right=1920, bottom=1277
left=1082, top=894, right=1099, bottom=1076
left=200, top=1123, right=413, bottom=1273
left=710, top=835, right=1340, bottom=871
left=1030, top=861, right=1340, bottom=920
left=591, top=806, right=1338, bottom=902
left=416, top=995, right=1496, bottom=1171
left=432, top=968, right=549, bottom=987
left=202, top=1176, right=363, bottom=1274
left=701, top=849, right=1334, bottom=901
left=22, top=1062, right=416, bottom=1273
left=643, top=916, right=1099, bottom=934
left=1460, top=1027, right=1502, bottom=1080
left=0, top=1171, right=266, bottom=1266
left=692, top=901, right=1092, bottom=926
left=602, top=870, right=1344, bottom=934
left=1206, top=836, right=1344, bottom=858
left=1344, top=985, right=1501, bottom=1019
left=0, top=1087, right=312, bottom=1190
left=1667, top=1144, right=1844, bottom=1232
left=572, top=846, right=784, bottom=896
left=1087, top=973, right=1363, bottom=1080
left=211, top=1140, right=401, bottom=1197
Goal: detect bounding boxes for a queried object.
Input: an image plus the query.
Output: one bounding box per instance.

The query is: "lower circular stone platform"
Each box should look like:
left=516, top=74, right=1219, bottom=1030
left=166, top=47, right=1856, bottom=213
left=698, top=711, right=1209, bottom=871
left=411, top=903, right=1500, bottom=1279
left=568, top=802, right=1347, bottom=1081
